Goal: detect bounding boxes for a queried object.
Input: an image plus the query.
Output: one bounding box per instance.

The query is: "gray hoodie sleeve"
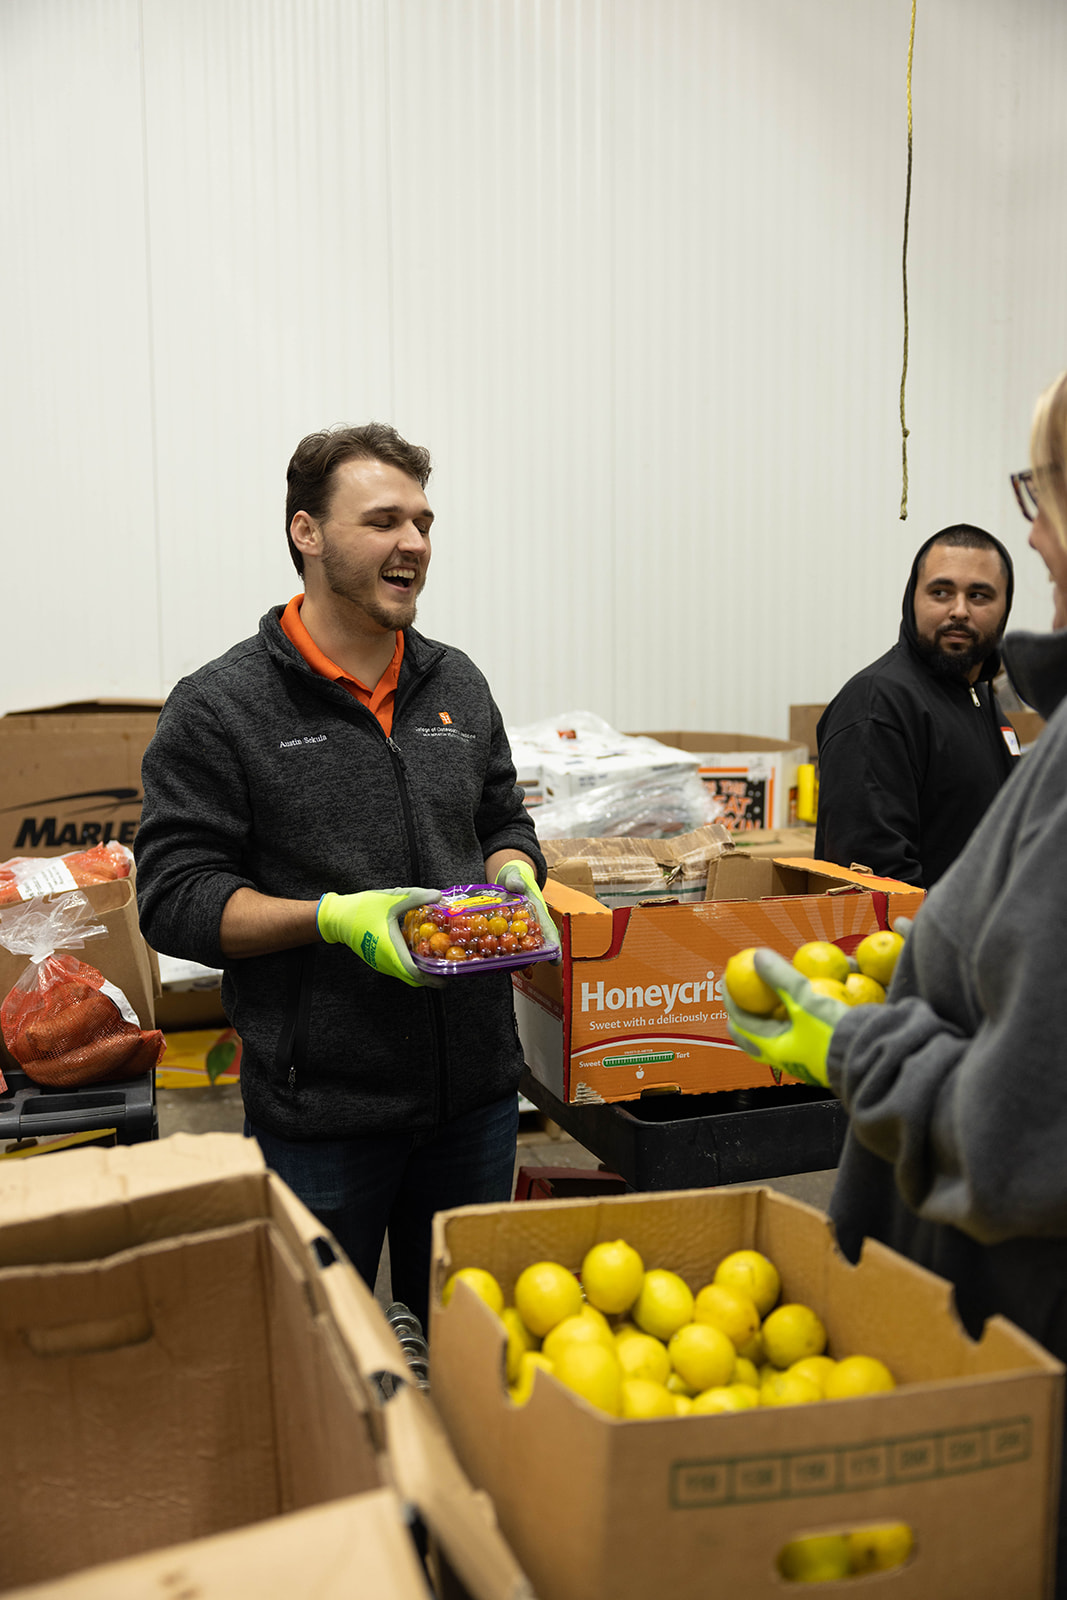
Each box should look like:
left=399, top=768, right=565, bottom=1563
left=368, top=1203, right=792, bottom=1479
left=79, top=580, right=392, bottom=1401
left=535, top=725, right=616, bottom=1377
left=826, top=714, right=1067, bottom=1247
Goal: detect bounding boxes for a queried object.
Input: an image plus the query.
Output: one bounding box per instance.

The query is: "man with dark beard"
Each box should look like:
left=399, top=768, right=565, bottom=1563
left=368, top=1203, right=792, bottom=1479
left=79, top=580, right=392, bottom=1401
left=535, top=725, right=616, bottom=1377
left=814, top=525, right=1018, bottom=888
left=135, top=423, right=548, bottom=1331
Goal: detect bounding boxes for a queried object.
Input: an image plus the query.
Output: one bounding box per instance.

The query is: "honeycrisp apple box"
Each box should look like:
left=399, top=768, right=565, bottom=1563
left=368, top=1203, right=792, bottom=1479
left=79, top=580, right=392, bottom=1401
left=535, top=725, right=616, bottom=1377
left=0, top=1134, right=530, bottom=1600
left=514, top=857, right=924, bottom=1106
left=430, top=1187, right=1064, bottom=1600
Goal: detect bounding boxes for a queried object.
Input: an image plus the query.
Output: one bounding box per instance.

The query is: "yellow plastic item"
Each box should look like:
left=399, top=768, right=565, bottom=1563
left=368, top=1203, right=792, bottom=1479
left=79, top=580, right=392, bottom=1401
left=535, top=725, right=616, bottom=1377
left=796, top=764, right=819, bottom=824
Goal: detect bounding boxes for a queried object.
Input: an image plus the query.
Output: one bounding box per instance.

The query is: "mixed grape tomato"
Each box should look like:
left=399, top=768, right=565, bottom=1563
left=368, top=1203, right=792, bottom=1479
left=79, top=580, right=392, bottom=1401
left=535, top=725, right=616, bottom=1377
left=402, top=885, right=557, bottom=975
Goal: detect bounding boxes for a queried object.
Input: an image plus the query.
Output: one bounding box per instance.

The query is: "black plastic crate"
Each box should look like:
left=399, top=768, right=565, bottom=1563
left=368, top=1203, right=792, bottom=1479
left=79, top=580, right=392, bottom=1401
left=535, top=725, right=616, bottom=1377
left=0, top=1064, right=158, bottom=1148
left=519, top=1067, right=846, bottom=1191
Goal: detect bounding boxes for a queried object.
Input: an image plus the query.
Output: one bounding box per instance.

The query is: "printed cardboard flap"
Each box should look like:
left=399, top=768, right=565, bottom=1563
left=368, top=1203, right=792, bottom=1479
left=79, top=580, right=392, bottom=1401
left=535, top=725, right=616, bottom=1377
left=5, top=1490, right=438, bottom=1600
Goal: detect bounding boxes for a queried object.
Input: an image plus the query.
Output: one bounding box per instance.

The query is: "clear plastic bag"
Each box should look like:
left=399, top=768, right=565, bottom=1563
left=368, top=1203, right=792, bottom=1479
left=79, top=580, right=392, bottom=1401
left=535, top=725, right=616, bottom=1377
left=0, top=891, right=165, bottom=1088
left=532, top=770, right=725, bottom=840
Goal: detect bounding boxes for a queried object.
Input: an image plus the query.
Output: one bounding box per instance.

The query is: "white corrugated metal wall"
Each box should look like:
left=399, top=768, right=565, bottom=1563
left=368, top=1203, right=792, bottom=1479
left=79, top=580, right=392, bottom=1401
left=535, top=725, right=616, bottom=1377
left=3, top=1, right=1066, bottom=735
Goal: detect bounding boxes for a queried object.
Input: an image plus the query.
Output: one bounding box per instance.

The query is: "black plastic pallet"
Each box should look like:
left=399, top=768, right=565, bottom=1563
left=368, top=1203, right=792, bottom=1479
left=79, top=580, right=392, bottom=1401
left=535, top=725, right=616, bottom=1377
left=519, top=1066, right=847, bottom=1192
left=0, top=1064, right=158, bottom=1146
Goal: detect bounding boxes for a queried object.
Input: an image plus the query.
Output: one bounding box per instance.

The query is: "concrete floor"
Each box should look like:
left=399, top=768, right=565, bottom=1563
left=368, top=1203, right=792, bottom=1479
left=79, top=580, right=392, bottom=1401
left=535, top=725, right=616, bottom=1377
left=156, top=1085, right=838, bottom=1318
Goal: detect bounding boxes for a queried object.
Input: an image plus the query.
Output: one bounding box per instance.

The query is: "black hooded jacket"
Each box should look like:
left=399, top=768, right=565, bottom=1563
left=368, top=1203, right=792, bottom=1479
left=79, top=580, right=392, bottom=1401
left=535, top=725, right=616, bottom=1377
left=813, top=527, right=1019, bottom=888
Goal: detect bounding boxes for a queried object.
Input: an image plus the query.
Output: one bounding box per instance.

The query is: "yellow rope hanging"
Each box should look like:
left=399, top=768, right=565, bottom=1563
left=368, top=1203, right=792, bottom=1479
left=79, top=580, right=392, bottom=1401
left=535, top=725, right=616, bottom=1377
left=899, top=0, right=917, bottom=519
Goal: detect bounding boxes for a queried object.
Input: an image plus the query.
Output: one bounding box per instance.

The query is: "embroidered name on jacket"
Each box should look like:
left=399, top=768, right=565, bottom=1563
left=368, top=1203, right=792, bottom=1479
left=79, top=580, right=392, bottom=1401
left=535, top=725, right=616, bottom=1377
left=415, top=725, right=476, bottom=741
left=278, top=735, right=328, bottom=749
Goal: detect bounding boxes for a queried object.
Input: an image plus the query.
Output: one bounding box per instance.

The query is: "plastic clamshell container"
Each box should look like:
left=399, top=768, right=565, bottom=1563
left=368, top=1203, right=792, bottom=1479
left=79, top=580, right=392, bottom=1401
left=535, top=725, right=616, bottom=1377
left=405, top=884, right=559, bottom=978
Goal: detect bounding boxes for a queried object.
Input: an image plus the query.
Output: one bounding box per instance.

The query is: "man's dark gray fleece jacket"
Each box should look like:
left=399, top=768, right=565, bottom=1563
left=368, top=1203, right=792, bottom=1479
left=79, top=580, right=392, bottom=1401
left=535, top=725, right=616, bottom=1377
left=135, top=608, right=545, bottom=1140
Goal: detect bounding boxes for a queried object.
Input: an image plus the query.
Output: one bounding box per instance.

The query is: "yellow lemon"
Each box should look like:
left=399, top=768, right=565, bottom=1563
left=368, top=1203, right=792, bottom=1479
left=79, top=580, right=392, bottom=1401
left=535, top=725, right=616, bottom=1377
left=508, top=1350, right=554, bottom=1406
left=824, top=1354, right=896, bottom=1399
left=502, top=1306, right=539, bottom=1384
left=633, top=1269, right=695, bottom=1341
left=552, top=1340, right=623, bottom=1416
left=575, top=1301, right=613, bottom=1333
left=808, top=976, right=849, bottom=1003
left=724, top=948, right=780, bottom=1015
left=442, top=1267, right=505, bottom=1316
left=666, top=1369, right=697, bottom=1397
left=542, top=1312, right=617, bottom=1364
left=855, top=929, right=905, bottom=987
left=843, top=972, right=886, bottom=1006
left=846, top=1521, right=914, bottom=1573
left=788, top=1355, right=836, bottom=1395
left=691, top=1383, right=761, bottom=1414
left=760, top=1369, right=823, bottom=1407
left=668, top=1321, right=737, bottom=1391
left=734, top=1356, right=760, bottom=1389
left=620, top=1377, right=677, bottom=1419
left=613, top=1321, right=643, bottom=1345
left=514, top=1260, right=583, bottom=1337
left=737, top=1329, right=766, bottom=1365
left=693, top=1282, right=761, bottom=1350
left=792, top=940, right=850, bottom=984
left=713, top=1248, right=781, bottom=1317
left=761, top=1303, right=828, bottom=1368
left=673, top=1394, right=694, bottom=1416
left=581, top=1238, right=645, bottom=1314
left=617, top=1331, right=671, bottom=1385
left=778, top=1535, right=852, bottom=1583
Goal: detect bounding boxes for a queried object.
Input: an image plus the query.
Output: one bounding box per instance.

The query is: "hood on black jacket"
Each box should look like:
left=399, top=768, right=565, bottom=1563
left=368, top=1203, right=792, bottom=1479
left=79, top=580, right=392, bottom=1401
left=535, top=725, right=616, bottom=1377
left=898, top=524, right=1015, bottom=684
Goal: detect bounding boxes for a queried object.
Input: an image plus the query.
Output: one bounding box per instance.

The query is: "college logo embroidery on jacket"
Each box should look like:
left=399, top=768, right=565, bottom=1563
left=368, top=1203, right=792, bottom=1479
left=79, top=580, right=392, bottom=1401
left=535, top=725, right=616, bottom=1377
left=438, top=712, right=453, bottom=725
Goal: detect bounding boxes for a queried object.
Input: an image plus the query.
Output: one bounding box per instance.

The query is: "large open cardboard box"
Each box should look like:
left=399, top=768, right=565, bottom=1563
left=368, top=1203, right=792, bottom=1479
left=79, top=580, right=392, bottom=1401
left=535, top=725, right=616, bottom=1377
left=0, top=1134, right=531, bottom=1600
left=515, top=858, right=923, bottom=1105
left=430, top=1187, right=1063, bottom=1600
left=0, top=700, right=163, bottom=857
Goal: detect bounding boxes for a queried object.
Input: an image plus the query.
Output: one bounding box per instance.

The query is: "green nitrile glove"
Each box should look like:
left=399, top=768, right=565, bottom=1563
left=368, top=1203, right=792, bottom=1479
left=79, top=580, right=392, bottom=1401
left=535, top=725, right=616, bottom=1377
left=723, top=949, right=849, bottom=1089
left=494, top=858, right=561, bottom=963
left=317, top=887, right=443, bottom=988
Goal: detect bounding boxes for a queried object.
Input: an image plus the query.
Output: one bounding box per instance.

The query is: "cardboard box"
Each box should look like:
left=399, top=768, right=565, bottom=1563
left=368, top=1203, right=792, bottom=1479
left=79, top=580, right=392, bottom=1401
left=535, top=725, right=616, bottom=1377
left=628, top=732, right=808, bottom=831
left=430, top=1187, right=1063, bottom=1600
left=0, top=1134, right=530, bottom=1600
left=515, top=859, right=924, bottom=1105
left=0, top=699, right=163, bottom=857
left=541, top=826, right=732, bottom=908
left=718, top=826, right=817, bottom=860
left=0, top=875, right=158, bottom=1078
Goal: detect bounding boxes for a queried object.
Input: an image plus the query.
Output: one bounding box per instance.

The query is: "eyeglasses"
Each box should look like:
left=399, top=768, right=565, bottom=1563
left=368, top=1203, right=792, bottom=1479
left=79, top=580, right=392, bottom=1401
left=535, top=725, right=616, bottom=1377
left=1011, top=468, right=1039, bottom=522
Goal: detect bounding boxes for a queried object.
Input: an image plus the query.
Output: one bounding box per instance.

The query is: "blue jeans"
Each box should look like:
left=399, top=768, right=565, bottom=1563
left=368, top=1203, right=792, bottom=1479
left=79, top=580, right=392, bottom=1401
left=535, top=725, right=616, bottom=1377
left=247, top=1091, right=519, bottom=1333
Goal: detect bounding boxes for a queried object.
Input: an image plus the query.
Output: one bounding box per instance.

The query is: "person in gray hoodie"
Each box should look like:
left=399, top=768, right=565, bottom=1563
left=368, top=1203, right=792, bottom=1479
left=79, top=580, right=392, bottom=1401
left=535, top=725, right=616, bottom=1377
left=136, top=423, right=549, bottom=1330
left=725, top=368, right=1067, bottom=1595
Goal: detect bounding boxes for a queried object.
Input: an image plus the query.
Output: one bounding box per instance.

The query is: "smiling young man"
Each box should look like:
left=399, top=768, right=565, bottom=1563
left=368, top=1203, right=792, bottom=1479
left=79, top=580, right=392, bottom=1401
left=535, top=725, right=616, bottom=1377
left=135, top=424, right=547, bottom=1329
left=814, top=525, right=1019, bottom=888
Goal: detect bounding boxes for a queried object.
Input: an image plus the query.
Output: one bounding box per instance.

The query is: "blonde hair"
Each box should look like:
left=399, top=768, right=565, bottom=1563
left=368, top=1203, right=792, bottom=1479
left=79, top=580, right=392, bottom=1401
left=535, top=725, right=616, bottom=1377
left=1030, top=370, right=1067, bottom=553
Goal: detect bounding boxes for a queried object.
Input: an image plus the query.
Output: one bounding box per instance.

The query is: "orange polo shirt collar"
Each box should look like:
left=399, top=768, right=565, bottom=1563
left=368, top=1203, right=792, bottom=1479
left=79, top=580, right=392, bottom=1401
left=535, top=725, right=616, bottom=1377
left=280, top=595, right=404, bottom=738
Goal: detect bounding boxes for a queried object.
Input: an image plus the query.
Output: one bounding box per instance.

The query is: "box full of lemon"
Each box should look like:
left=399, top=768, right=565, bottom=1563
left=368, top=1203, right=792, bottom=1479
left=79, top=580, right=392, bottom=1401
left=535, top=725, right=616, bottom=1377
left=430, top=1187, right=1061, bottom=1600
